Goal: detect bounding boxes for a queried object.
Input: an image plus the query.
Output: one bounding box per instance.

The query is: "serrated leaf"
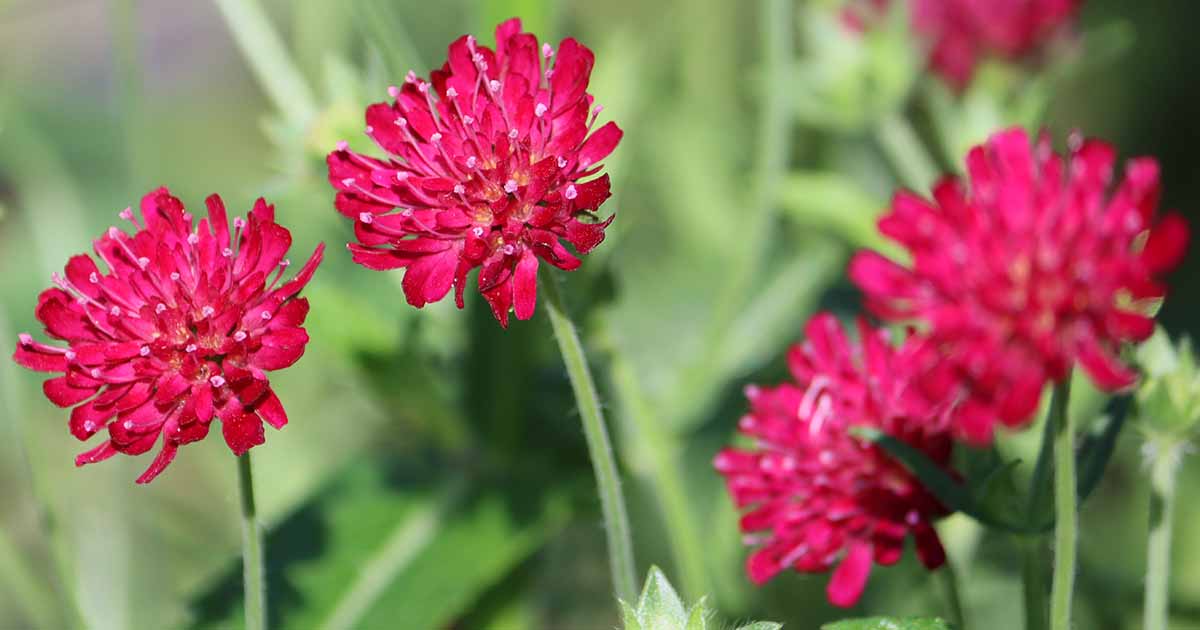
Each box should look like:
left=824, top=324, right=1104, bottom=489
left=685, top=601, right=709, bottom=630
left=822, top=617, right=953, bottom=630
left=187, top=458, right=570, bottom=630
left=738, top=623, right=784, bottom=630
left=636, top=566, right=688, bottom=629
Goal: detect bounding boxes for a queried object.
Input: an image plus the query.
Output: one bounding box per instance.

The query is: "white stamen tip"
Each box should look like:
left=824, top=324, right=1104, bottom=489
left=83, top=420, right=96, bottom=432
left=446, top=87, right=458, bottom=98
left=280, top=259, right=290, bottom=267
left=336, top=140, right=349, bottom=151
left=185, top=344, right=197, bottom=353
left=137, top=256, right=150, bottom=268
left=139, top=346, right=150, bottom=356
left=365, top=125, right=374, bottom=134
left=201, top=306, right=215, bottom=317
left=453, top=184, right=466, bottom=195
left=260, top=311, right=272, bottom=321
left=508, top=128, right=518, bottom=139
left=119, top=207, right=134, bottom=220
left=417, top=82, right=429, bottom=93
left=593, top=105, right=604, bottom=116
left=109, top=306, right=121, bottom=317
left=107, top=227, right=120, bottom=238
left=155, top=303, right=167, bottom=314
left=341, top=178, right=356, bottom=187
left=565, top=185, right=578, bottom=200
left=359, top=212, right=374, bottom=224
left=170, top=272, right=181, bottom=281
left=406, top=70, right=418, bottom=83
left=430, top=132, right=442, bottom=142
left=123, top=420, right=133, bottom=430
left=395, top=117, right=407, bottom=127
left=502, top=244, right=516, bottom=256
left=467, top=35, right=477, bottom=48
left=65, top=350, right=76, bottom=361
left=89, top=272, right=99, bottom=283
left=209, top=375, right=226, bottom=387
left=504, top=179, right=518, bottom=193
left=472, top=226, right=485, bottom=237
left=234, top=331, right=247, bottom=342
left=557, top=156, right=568, bottom=168
left=388, top=85, right=400, bottom=98
left=91, top=368, right=102, bottom=378
left=542, top=43, right=553, bottom=58
left=463, top=115, right=474, bottom=125
left=76, top=297, right=87, bottom=305
left=233, top=218, right=246, bottom=229
left=222, top=248, right=233, bottom=257
left=187, top=233, right=199, bottom=245
left=17, top=333, right=32, bottom=345
left=466, top=156, right=478, bottom=169
left=396, top=171, right=410, bottom=182
left=489, top=80, right=501, bottom=92
left=402, top=208, right=414, bottom=217
left=535, top=103, right=548, bottom=117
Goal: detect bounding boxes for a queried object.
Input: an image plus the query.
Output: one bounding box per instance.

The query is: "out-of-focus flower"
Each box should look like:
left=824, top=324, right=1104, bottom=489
left=851, top=127, right=1189, bottom=444
left=12, top=188, right=324, bottom=483
left=714, top=314, right=954, bottom=608
left=1135, top=327, right=1200, bottom=442
left=327, top=18, right=622, bottom=327
left=844, top=0, right=1081, bottom=90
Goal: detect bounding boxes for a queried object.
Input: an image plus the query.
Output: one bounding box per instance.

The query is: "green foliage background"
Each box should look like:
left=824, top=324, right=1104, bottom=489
left=0, top=0, right=1197, bottom=628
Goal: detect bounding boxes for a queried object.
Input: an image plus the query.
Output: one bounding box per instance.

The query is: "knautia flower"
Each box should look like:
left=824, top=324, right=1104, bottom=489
left=851, top=127, right=1189, bottom=444
left=327, top=18, right=622, bottom=327
left=714, top=314, right=954, bottom=608
left=843, top=0, right=1080, bottom=89
left=12, top=188, right=324, bottom=483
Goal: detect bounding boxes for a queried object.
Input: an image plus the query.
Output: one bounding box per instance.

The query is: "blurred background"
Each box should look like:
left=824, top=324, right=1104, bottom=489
left=1, top=0, right=1198, bottom=628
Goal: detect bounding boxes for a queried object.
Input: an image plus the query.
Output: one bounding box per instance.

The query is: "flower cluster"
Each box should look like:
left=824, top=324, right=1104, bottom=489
left=851, top=127, right=1189, bottom=443
left=13, top=188, right=323, bottom=483
left=844, top=0, right=1080, bottom=89
left=714, top=314, right=955, bottom=608
left=327, top=18, right=622, bottom=326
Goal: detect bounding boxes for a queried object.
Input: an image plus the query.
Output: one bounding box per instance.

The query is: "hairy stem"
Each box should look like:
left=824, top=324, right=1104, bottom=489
left=542, top=275, right=637, bottom=603
left=1144, top=441, right=1182, bottom=630
left=239, top=453, right=267, bottom=630
left=1048, top=379, right=1075, bottom=630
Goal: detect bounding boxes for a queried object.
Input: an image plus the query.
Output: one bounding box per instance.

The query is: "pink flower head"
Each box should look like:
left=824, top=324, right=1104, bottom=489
left=851, top=128, right=1189, bottom=444
left=714, top=314, right=954, bottom=608
left=327, top=18, right=622, bottom=327
left=12, top=188, right=325, bottom=483
left=843, top=0, right=1080, bottom=90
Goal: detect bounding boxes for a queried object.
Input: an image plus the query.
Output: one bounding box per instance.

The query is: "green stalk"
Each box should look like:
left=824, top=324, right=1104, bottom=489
left=213, top=0, right=319, bottom=128
left=542, top=274, right=637, bottom=603
left=611, top=356, right=709, bottom=601
left=937, top=562, right=967, bottom=630
left=1144, top=441, right=1182, bottom=630
left=1048, top=379, right=1075, bottom=630
left=238, top=453, right=267, bottom=630
left=1021, top=537, right=1049, bottom=630
left=875, top=112, right=939, bottom=192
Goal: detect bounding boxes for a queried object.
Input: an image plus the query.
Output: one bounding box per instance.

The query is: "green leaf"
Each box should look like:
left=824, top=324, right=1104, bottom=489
left=1075, top=401, right=1131, bottom=504
left=738, top=623, right=784, bottom=630
left=822, top=617, right=953, bottom=630
left=187, top=458, right=570, bottom=630
left=620, top=567, right=781, bottom=630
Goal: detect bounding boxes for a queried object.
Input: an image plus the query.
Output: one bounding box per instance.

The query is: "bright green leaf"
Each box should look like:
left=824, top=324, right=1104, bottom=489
left=822, top=617, right=953, bottom=630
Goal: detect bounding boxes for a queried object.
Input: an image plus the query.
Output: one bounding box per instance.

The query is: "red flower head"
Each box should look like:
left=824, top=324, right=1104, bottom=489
left=714, top=314, right=955, bottom=608
left=327, top=18, right=622, bottom=327
left=12, top=188, right=324, bottom=483
left=851, top=128, right=1189, bottom=444
left=842, top=0, right=1080, bottom=90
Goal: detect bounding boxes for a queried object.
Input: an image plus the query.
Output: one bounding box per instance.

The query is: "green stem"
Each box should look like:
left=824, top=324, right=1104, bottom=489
left=542, top=274, right=637, bottom=603
left=238, top=453, right=267, bottom=630
left=1144, top=441, right=1182, bottom=630
left=1048, top=379, right=1075, bottom=630
left=213, top=0, right=319, bottom=128
left=875, top=112, right=940, bottom=192
left=937, top=562, right=967, bottom=630
left=611, top=356, right=709, bottom=601
left=1021, top=537, right=1049, bottom=630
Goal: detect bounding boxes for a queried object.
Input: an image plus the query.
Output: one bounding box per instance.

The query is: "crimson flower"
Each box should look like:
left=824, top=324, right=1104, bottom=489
left=327, top=18, right=622, bottom=327
left=714, top=314, right=954, bottom=608
left=851, top=127, right=1189, bottom=444
left=843, top=0, right=1080, bottom=90
left=12, top=188, right=324, bottom=483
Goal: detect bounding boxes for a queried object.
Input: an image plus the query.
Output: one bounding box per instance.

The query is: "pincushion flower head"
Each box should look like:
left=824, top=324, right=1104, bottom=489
left=12, top=188, right=324, bottom=483
left=851, top=127, right=1189, bottom=444
left=843, top=0, right=1080, bottom=90
left=327, top=18, right=622, bottom=327
left=714, top=314, right=955, bottom=608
